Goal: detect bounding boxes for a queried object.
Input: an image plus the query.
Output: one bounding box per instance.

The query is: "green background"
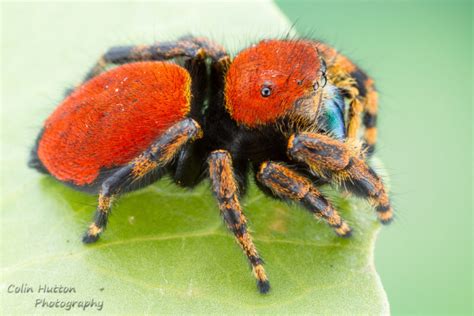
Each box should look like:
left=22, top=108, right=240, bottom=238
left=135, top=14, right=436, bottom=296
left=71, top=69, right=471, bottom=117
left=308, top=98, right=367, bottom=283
left=1, top=0, right=472, bottom=315
left=275, top=0, right=472, bottom=314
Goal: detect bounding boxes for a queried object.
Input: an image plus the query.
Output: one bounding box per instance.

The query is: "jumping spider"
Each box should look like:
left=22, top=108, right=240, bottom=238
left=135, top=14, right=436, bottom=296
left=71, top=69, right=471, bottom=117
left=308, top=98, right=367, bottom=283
left=29, top=36, right=392, bottom=293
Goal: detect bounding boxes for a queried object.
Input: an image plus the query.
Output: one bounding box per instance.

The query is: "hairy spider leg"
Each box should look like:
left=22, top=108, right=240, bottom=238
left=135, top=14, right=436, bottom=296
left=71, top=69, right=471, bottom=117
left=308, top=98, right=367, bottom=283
left=257, top=161, right=352, bottom=237
left=288, top=132, right=393, bottom=224
left=361, top=78, right=378, bottom=155
left=58, top=36, right=230, bottom=98
left=83, top=118, right=203, bottom=243
left=208, top=150, right=270, bottom=294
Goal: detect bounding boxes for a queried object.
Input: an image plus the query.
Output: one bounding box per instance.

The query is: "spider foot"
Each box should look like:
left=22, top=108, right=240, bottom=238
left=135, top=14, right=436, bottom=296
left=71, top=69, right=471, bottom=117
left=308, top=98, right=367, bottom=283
left=82, top=223, right=102, bottom=244
left=335, top=222, right=353, bottom=238
left=257, top=279, right=271, bottom=294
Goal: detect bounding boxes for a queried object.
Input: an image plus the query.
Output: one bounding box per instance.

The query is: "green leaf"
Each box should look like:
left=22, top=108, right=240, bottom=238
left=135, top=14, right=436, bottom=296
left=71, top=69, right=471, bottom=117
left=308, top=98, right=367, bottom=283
left=1, top=1, right=389, bottom=314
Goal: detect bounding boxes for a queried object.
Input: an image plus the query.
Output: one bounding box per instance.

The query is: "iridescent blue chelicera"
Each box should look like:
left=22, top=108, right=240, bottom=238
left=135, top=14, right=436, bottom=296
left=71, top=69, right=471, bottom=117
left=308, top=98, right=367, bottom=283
left=320, top=85, right=346, bottom=140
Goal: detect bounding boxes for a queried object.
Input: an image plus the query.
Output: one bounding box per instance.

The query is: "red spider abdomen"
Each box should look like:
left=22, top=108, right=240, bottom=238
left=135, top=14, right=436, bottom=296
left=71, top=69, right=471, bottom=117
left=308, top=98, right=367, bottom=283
left=38, top=62, right=191, bottom=186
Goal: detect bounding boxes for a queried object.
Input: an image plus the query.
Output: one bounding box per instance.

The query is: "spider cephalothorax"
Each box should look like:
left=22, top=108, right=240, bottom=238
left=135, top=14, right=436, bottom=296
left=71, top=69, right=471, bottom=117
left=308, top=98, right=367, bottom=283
left=225, top=40, right=324, bottom=128
left=29, top=36, right=391, bottom=294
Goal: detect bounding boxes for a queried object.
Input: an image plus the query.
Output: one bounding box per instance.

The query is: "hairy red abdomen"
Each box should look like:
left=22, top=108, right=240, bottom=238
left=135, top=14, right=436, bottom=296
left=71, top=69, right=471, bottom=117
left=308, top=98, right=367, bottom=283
left=38, top=62, right=191, bottom=186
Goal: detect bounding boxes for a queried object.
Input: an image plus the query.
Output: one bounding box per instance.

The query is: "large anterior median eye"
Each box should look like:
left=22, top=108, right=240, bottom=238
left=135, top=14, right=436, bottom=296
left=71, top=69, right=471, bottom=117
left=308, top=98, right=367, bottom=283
left=313, top=74, right=327, bottom=91
left=260, top=86, right=272, bottom=97
left=320, top=74, right=327, bottom=87
left=313, top=81, right=319, bottom=91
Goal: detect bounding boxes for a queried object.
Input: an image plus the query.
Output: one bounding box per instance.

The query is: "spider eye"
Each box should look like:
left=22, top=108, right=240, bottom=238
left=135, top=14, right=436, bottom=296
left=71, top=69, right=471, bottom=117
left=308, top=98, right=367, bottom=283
left=313, top=74, right=327, bottom=91
left=313, top=82, right=319, bottom=91
left=260, top=86, right=272, bottom=97
left=321, top=74, right=327, bottom=87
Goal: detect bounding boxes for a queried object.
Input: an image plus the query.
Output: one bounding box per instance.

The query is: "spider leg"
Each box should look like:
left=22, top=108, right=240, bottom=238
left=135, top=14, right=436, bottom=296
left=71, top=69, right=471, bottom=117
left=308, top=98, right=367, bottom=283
left=208, top=150, right=270, bottom=294
left=341, top=76, right=379, bottom=156
left=361, top=78, right=378, bottom=155
left=83, top=36, right=228, bottom=82
left=256, top=161, right=352, bottom=237
left=82, top=118, right=202, bottom=243
left=288, top=132, right=393, bottom=224
left=345, top=87, right=363, bottom=141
